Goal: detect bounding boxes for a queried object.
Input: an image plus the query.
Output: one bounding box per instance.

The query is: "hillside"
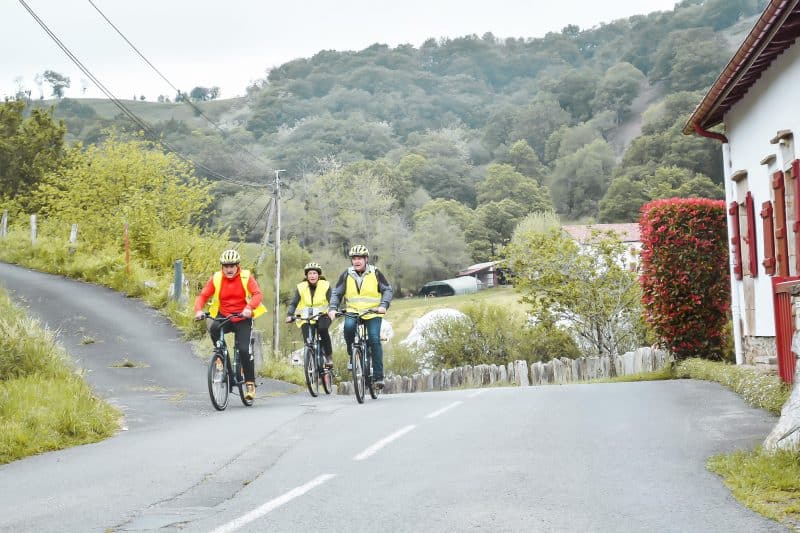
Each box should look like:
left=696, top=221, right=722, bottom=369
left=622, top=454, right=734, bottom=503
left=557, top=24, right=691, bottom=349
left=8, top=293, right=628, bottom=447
left=6, top=0, right=764, bottom=290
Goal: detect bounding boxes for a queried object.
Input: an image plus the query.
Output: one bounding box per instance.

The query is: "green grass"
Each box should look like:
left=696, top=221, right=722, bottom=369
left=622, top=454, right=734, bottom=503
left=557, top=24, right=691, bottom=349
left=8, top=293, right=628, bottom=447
left=0, top=288, right=120, bottom=464
left=708, top=448, right=800, bottom=531
left=389, top=286, right=525, bottom=341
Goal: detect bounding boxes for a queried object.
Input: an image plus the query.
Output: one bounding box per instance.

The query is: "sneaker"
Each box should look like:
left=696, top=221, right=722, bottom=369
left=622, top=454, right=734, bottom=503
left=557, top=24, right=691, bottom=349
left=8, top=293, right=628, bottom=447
left=244, top=382, right=256, bottom=400
left=374, top=379, right=385, bottom=390
left=215, top=358, right=223, bottom=371
left=324, top=354, right=334, bottom=368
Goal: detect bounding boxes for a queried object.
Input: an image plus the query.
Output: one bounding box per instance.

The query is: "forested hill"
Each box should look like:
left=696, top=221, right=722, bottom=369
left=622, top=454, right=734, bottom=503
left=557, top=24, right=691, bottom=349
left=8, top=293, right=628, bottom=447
left=46, top=1, right=761, bottom=236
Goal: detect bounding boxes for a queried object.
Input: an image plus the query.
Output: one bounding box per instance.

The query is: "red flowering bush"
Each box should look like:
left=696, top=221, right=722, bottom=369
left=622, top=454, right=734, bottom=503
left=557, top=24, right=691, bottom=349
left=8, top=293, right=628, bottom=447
left=639, top=198, right=730, bottom=360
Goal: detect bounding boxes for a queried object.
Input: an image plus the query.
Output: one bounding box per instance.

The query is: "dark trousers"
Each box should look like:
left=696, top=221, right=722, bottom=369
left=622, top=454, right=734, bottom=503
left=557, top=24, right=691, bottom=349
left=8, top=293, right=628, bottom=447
left=300, top=314, right=332, bottom=356
left=207, top=318, right=255, bottom=382
left=343, top=315, right=383, bottom=380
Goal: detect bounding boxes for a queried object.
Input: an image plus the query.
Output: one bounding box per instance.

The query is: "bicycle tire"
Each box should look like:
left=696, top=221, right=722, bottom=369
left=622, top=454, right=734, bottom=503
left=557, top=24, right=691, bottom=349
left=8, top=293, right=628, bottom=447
left=208, top=353, right=229, bottom=411
left=234, top=352, right=254, bottom=407
left=367, top=345, right=378, bottom=400
left=322, top=367, right=333, bottom=394
left=352, top=345, right=365, bottom=404
left=304, top=345, right=319, bottom=397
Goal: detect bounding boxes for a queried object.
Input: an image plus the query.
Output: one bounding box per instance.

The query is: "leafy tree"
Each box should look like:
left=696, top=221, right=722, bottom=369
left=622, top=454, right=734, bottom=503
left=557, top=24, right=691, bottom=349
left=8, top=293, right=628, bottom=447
left=42, top=70, right=70, bottom=98
left=36, top=134, right=212, bottom=259
left=476, top=164, right=553, bottom=213
left=591, top=62, right=646, bottom=122
left=505, top=227, right=644, bottom=361
left=510, top=93, right=571, bottom=160
left=500, top=140, right=545, bottom=183
left=0, top=100, right=67, bottom=209
left=549, top=139, right=616, bottom=219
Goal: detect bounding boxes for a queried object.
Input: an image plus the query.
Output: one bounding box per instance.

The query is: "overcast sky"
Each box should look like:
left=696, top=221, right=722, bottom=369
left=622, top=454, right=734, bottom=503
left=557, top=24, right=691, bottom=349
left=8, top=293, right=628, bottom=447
left=3, top=0, right=679, bottom=101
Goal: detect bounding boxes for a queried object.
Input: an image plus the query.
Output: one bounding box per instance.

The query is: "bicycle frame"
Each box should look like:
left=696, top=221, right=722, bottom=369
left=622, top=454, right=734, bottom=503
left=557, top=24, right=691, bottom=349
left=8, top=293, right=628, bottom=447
left=293, top=309, right=333, bottom=396
left=343, top=309, right=382, bottom=403
left=203, top=313, right=253, bottom=410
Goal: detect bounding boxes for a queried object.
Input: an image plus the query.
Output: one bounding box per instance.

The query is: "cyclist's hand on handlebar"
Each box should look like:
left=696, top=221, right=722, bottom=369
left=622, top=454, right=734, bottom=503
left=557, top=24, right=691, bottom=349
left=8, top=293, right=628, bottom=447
left=241, top=307, right=253, bottom=318
left=285, top=316, right=294, bottom=324
left=194, top=310, right=206, bottom=321
left=327, top=310, right=338, bottom=321
left=376, top=306, right=387, bottom=314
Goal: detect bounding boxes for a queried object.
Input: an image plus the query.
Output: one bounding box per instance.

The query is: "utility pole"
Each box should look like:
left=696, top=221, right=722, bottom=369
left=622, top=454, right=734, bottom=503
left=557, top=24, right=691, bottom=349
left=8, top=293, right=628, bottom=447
left=272, top=169, right=286, bottom=357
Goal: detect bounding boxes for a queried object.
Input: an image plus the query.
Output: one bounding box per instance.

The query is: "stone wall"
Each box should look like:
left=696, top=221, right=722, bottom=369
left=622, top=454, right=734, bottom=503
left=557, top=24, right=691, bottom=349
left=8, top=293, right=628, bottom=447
left=741, top=336, right=777, bottom=366
left=337, top=347, right=670, bottom=395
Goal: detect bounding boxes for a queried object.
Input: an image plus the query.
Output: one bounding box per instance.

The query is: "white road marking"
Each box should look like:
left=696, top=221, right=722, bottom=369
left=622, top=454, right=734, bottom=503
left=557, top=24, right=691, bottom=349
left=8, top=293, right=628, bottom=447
left=425, top=401, right=463, bottom=419
left=353, top=425, right=416, bottom=461
left=468, top=388, right=489, bottom=398
left=211, top=474, right=335, bottom=533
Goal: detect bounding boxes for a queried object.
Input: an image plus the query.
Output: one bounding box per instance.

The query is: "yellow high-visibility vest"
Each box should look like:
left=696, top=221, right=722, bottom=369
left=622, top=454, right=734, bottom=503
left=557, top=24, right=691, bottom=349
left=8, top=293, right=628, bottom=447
left=209, top=269, right=266, bottom=318
left=295, top=279, right=330, bottom=327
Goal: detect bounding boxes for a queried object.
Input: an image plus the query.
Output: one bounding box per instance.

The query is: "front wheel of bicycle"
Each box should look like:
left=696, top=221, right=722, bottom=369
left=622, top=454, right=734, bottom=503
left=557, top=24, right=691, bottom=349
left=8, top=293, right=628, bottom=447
left=352, top=346, right=365, bottom=404
left=208, top=353, right=229, bottom=411
left=304, top=346, right=319, bottom=397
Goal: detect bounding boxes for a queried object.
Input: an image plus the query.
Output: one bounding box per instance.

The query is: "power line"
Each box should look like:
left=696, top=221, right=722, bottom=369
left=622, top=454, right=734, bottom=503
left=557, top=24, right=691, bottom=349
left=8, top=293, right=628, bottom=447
left=17, top=0, right=265, bottom=189
left=86, top=0, right=275, bottom=175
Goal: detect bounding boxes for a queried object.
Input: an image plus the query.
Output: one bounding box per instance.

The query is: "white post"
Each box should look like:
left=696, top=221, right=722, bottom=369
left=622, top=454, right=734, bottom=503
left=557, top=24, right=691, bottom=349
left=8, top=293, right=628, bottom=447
left=722, top=144, right=744, bottom=365
left=69, top=223, right=78, bottom=244
left=30, top=214, right=36, bottom=246
left=1, top=210, right=7, bottom=238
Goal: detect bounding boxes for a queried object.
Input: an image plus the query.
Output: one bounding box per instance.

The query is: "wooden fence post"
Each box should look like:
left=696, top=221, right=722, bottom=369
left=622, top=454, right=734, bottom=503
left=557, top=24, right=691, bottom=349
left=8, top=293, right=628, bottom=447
left=69, top=223, right=78, bottom=245
left=30, top=214, right=36, bottom=245
left=124, top=223, right=131, bottom=276
left=1, top=210, right=7, bottom=238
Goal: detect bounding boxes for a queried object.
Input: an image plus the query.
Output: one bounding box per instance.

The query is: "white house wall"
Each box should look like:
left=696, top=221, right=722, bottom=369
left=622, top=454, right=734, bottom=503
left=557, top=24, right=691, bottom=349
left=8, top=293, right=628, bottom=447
left=725, top=41, right=800, bottom=338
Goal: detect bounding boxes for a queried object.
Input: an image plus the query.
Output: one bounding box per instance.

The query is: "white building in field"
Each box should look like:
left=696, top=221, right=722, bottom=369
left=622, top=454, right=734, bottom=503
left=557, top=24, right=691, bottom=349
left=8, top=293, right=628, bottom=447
left=685, top=0, right=800, bottom=382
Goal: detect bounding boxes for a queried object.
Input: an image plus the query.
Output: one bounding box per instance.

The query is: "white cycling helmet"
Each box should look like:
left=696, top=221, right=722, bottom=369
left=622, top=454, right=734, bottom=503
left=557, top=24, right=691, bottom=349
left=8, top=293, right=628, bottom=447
left=348, top=244, right=369, bottom=257
left=219, top=249, right=241, bottom=265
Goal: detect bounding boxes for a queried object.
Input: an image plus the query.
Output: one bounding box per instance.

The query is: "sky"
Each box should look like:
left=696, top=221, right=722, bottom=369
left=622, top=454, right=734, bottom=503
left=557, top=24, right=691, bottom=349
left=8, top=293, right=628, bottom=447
left=3, top=0, right=679, bottom=102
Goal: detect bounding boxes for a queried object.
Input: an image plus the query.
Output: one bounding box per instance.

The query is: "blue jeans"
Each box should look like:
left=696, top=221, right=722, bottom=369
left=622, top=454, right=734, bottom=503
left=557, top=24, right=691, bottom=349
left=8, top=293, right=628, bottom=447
left=343, top=315, right=383, bottom=380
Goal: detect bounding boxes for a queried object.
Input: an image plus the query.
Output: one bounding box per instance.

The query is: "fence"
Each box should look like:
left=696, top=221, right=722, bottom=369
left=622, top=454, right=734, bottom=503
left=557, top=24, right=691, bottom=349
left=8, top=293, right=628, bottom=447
left=337, top=347, right=670, bottom=395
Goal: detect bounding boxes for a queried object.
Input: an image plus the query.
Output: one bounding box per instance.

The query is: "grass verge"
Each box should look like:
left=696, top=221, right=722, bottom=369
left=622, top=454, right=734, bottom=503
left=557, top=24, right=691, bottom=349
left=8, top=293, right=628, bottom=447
left=0, top=288, right=120, bottom=464
left=672, top=358, right=797, bottom=530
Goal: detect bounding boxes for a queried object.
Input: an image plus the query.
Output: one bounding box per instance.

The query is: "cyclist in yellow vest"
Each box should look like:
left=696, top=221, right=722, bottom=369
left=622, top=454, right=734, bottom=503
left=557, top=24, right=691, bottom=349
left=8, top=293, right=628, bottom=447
left=194, top=249, right=266, bottom=400
left=285, top=262, right=334, bottom=367
left=327, top=244, right=393, bottom=389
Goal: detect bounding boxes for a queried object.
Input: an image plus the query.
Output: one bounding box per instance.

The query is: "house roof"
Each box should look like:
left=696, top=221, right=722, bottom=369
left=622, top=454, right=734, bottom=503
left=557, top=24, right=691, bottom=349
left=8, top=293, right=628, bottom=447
left=684, top=0, right=800, bottom=135
left=457, top=261, right=498, bottom=276
left=562, top=223, right=640, bottom=243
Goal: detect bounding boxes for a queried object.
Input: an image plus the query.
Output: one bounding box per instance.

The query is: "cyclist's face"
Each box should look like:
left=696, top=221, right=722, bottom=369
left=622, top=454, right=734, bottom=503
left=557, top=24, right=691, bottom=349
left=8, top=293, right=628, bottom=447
left=221, top=263, right=239, bottom=279
left=351, top=255, right=367, bottom=271
left=306, top=270, right=320, bottom=283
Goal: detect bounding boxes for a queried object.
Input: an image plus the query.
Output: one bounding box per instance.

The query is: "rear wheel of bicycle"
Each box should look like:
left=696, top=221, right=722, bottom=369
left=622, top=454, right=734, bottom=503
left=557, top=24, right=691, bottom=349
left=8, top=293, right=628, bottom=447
left=304, top=346, right=319, bottom=397
left=322, top=366, right=333, bottom=395
left=367, top=346, right=378, bottom=400
left=235, top=354, right=254, bottom=407
left=352, top=346, right=365, bottom=404
left=208, top=353, right=229, bottom=411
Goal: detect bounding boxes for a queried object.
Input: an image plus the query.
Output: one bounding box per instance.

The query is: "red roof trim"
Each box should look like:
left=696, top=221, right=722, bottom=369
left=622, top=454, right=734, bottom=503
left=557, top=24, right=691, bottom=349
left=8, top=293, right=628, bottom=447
left=684, top=0, right=800, bottom=135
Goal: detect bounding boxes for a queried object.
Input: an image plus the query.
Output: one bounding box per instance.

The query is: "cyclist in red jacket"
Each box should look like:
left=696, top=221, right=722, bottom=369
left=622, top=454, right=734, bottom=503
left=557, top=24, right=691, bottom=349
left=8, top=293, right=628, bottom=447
left=194, top=249, right=266, bottom=400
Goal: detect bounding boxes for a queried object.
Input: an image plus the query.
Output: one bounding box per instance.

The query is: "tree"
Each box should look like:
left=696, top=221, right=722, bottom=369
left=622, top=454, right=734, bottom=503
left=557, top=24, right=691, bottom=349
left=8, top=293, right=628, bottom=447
left=501, top=140, right=545, bottom=183
left=505, top=227, right=644, bottom=361
left=591, top=62, right=645, bottom=123
left=549, top=139, right=616, bottom=218
left=476, top=164, right=553, bottom=213
left=36, top=134, right=212, bottom=258
left=0, top=100, right=67, bottom=209
left=42, top=70, right=70, bottom=98
left=189, top=86, right=211, bottom=101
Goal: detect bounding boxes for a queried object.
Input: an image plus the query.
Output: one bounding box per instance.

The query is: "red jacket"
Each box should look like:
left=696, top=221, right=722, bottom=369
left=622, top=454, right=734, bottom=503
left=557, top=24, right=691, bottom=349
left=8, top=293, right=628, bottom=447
left=194, top=268, right=263, bottom=322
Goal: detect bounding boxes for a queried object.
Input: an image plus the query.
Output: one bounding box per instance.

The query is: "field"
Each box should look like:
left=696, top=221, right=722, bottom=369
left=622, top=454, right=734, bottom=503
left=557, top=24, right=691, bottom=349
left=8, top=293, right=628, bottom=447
left=387, top=286, right=527, bottom=341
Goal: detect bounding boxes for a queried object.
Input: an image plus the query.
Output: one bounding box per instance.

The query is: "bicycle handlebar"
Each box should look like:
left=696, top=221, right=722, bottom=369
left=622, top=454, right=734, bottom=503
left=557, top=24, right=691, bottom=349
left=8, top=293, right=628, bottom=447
left=196, top=312, right=245, bottom=323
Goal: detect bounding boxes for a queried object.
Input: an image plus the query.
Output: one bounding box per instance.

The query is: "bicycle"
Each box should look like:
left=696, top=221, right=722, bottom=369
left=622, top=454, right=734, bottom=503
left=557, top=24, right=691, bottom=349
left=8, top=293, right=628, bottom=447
left=343, top=308, right=384, bottom=404
left=200, top=312, right=254, bottom=410
left=289, top=308, right=334, bottom=397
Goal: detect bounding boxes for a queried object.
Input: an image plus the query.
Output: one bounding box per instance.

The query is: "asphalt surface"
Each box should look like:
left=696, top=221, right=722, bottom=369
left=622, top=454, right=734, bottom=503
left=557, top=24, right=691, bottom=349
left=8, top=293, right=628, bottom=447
left=0, top=261, right=788, bottom=532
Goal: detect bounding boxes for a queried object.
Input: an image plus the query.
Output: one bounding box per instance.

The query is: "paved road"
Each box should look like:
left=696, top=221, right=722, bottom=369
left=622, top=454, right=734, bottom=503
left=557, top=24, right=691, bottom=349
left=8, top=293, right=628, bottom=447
left=0, top=262, right=787, bottom=532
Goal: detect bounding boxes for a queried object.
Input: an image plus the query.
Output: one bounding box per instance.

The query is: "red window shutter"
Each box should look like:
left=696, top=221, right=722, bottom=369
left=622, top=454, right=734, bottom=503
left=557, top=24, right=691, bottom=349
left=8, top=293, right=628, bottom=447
left=773, top=170, right=789, bottom=277
left=745, top=191, right=758, bottom=277
left=793, top=159, right=800, bottom=272
left=729, top=201, right=743, bottom=280
left=762, top=200, right=776, bottom=276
